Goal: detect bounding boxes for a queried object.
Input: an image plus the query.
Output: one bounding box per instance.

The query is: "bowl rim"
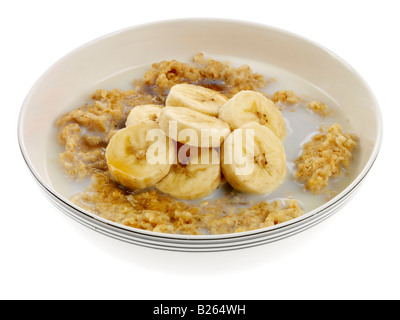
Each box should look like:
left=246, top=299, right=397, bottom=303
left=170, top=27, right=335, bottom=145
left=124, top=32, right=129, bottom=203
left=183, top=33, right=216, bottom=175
left=17, top=17, right=383, bottom=241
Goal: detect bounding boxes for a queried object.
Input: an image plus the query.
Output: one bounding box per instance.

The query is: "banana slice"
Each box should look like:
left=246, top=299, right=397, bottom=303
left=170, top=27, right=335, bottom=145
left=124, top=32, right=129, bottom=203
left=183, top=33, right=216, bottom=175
left=221, top=122, right=287, bottom=194
left=125, top=104, right=162, bottom=127
left=156, top=148, right=221, bottom=200
left=166, top=83, right=228, bottom=116
left=219, top=90, right=286, bottom=140
left=159, top=106, right=231, bottom=148
left=106, top=122, right=175, bottom=190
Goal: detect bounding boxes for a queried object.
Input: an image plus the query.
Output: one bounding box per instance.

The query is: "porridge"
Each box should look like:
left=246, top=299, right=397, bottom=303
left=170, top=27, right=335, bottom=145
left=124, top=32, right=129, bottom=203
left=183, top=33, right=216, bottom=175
left=294, top=124, right=358, bottom=194
left=55, top=53, right=358, bottom=235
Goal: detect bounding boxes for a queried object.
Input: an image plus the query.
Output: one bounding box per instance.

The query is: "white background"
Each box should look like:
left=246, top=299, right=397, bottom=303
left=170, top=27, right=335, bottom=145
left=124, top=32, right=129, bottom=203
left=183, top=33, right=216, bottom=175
left=1, top=0, right=399, bottom=300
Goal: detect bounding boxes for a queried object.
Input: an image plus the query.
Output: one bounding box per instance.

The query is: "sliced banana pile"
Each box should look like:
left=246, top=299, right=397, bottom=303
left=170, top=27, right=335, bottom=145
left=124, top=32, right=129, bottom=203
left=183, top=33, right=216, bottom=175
left=105, top=83, right=288, bottom=199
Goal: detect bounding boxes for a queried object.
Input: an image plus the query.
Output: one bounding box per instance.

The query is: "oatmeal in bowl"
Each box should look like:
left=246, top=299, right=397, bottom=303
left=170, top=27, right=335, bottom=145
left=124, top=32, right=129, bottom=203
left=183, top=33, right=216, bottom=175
left=18, top=19, right=381, bottom=250
left=56, top=53, right=358, bottom=235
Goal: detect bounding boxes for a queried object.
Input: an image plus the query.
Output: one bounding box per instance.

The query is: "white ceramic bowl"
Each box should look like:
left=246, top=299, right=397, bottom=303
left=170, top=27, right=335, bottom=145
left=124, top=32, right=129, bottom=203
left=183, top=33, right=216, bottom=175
left=18, top=19, right=382, bottom=251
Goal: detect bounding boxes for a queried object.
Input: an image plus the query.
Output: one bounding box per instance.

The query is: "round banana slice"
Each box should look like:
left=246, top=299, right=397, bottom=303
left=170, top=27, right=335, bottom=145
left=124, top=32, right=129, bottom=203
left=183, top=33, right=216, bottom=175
left=106, top=122, right=175, bottom=190
left=125, top=104, right=162, bottom=127
left=156, top=148, right=221, bottom=200
left=166, top=83, right=228, bottom=116
left=219, top=90, right=286, bottom=140
left=159, top=106, right=231, bottom=148
left=221, top=122, right=287, bottom=194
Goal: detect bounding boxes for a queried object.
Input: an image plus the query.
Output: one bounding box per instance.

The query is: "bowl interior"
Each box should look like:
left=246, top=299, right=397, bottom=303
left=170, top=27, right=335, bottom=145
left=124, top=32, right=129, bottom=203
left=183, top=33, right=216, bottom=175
left=19, top=19, right=381, bottom=234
